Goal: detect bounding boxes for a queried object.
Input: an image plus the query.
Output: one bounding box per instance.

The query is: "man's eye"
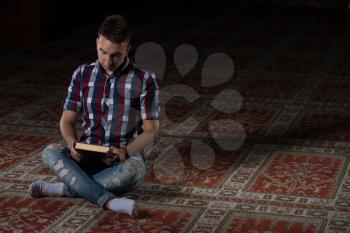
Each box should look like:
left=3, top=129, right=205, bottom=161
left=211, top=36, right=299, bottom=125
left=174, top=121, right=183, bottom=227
left=111, top=54, right=121, bottom=58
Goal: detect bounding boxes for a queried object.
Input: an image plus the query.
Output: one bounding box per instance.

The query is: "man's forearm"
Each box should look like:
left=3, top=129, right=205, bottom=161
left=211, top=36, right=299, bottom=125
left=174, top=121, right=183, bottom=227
left=59, top=110, right=80, bottom=149
left=126, top=130, right=158, bottom=156
left=60, top=120, right=78, bottom=149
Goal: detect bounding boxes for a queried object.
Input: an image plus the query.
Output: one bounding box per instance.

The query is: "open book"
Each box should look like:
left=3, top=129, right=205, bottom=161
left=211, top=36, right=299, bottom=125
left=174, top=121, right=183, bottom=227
left=74, top=142, right=109, bottom=155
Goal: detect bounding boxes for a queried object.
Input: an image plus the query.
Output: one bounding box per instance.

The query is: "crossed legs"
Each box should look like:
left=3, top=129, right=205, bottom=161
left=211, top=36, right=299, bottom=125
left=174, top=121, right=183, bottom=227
left=28, top=143, right=146, bottom=216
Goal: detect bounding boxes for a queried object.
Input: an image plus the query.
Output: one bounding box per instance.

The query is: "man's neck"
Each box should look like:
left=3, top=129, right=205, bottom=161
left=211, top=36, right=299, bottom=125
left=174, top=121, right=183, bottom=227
left=101, top=57, right=128, bottom=76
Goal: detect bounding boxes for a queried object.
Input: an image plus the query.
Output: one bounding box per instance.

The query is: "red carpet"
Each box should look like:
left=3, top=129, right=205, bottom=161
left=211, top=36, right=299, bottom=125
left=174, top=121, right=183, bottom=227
left=1, top=4, right=350, bottom=233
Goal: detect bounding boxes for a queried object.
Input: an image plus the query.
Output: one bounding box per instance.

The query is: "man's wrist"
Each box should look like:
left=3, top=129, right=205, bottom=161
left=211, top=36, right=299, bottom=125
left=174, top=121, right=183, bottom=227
left=66, top=137, right=77, bottom=148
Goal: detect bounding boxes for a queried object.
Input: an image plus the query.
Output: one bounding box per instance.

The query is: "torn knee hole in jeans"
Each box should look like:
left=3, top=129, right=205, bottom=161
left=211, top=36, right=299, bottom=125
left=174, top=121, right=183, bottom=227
left=51, top=159, right=77, bottom=184
left=70, top=176, right=77, bottom=186
left=125, top=162, right=136, bottom=172
left=124, top=161, right=144, bottom=175
left=58, top=168, right=69, bottom=178
left=48, top=143, right=62, bottom=150
left=53, top=159, right=64, bottom=171
left=53, top=159, right=70, bottom=180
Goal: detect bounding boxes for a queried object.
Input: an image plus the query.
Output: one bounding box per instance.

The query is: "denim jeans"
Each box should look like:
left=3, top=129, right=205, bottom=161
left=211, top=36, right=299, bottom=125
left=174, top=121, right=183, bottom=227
left=41, top=143, right=147, bottom=208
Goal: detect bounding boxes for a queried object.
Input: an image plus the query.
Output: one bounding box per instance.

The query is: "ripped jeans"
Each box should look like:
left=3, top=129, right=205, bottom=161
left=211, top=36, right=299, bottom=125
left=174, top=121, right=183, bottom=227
left=41, top=143, right=147, bottom=208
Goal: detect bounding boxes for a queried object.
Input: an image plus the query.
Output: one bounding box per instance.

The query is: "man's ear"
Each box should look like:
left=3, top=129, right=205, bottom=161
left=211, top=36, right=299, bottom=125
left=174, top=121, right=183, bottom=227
left=96, top=37, right=99, bottom=47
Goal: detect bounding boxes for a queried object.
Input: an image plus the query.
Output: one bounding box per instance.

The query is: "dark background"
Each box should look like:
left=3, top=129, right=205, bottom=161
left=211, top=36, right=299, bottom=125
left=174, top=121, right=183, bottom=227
left=1, top=0, right=349, bottom=48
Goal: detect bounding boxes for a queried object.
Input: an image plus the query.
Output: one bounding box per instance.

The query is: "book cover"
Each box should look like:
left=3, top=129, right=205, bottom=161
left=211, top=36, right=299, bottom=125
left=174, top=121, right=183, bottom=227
left=74, top=142, right=109, bottom=155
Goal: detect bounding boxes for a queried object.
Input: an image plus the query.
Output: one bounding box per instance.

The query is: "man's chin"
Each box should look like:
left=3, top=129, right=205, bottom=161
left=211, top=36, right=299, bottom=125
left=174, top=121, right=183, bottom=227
left=102, top=66, right=115, bottom=73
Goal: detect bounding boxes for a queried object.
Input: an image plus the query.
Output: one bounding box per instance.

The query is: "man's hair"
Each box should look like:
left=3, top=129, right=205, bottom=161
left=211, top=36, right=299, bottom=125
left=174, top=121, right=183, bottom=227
left=98, top=15, right=131, bottom=43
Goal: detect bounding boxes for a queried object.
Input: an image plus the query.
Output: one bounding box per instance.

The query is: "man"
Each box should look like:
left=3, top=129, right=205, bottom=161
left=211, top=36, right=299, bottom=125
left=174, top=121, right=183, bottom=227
left=28, top=15, right=159, bottom=216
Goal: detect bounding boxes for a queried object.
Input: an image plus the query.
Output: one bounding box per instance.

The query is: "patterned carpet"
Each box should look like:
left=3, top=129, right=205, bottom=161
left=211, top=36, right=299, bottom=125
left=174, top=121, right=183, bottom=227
left=1, top=3, right=350, bottom=233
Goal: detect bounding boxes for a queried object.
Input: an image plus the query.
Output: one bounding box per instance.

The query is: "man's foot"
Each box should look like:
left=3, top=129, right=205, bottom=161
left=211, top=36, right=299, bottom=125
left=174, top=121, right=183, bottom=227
left=107, top=197, right=136, bottom=216
left=28, top=181, right=64, bottom=198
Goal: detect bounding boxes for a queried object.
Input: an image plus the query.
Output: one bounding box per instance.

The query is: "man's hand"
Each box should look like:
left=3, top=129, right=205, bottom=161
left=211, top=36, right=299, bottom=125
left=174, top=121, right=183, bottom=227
left=68, top=142, right=89, bottom=162
left=102, top=147, right=128, bottom=166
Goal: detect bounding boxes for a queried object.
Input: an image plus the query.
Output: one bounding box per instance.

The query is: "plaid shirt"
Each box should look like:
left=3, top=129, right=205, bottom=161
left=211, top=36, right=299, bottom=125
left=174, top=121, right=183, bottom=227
left=64, top=58, right=159, bottom=147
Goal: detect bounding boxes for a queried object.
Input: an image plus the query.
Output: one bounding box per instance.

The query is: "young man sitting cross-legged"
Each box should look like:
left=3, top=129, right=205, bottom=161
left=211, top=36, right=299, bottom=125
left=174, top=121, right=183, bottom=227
left=28, top=15, right=159, bottom=216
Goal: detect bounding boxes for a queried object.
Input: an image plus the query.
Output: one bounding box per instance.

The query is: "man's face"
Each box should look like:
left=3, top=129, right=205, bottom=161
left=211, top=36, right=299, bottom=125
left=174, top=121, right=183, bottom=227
left=96, top=35, right=130, bottom=74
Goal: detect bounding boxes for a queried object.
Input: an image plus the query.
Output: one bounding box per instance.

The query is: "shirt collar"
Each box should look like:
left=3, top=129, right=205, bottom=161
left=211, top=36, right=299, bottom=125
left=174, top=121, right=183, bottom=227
left=97, top=57, right=130, bottom=77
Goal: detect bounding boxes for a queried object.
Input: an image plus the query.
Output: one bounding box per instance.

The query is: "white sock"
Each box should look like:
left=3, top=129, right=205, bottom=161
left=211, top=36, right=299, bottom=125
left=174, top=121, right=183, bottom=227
left=107, top=197, right=136, bottom=216
left=28, top=181, right=64, bottom=198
